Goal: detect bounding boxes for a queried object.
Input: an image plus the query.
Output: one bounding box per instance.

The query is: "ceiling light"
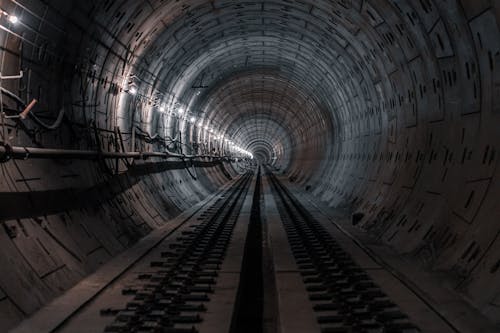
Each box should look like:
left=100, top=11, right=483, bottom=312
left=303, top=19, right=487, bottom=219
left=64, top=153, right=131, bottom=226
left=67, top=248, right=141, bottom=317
left=129, top=86, right=138, bottom=95
left=178, top=108, right=184, bottom=115
left=8, top=15, right=18, bottom=24
left=159, top=106, right=166, bottom=112
left=190, top=116, right=196, bottom=123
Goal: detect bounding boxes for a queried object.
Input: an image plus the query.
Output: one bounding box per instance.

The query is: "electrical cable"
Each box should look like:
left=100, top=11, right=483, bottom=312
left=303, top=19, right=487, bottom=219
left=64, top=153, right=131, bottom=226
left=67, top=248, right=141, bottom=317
left=182, top=156, right=198, bottom=181
left=1, top=87, right=65, bottom=130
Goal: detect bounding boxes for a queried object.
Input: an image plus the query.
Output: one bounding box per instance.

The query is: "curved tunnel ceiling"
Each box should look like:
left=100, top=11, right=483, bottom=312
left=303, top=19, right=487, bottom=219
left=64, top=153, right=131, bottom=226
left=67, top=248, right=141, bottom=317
left=80, top=1, right=500, bottom=324
left=0, top=0, right=499, bottom=330
left=132, top=1, right=349, bottom=173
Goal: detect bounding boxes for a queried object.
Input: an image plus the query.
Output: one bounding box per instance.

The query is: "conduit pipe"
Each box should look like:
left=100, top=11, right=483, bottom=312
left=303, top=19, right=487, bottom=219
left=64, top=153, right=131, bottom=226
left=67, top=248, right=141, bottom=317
left=0, top=144, right=236, bottom=162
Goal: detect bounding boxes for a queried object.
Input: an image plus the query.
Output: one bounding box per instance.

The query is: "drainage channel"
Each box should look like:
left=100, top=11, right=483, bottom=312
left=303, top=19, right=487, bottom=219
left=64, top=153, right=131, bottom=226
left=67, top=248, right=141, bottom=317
left=99, top=173, right=253, bottom=333
left=267, top=170, right=420, bottom=333
left=230, top=166, right=264, bottom=333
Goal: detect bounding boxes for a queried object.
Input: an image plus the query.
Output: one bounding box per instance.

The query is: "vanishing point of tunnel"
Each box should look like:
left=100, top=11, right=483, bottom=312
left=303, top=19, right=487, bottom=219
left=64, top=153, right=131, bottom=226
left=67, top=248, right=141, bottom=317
left=0, top=0, right=499, bottom=332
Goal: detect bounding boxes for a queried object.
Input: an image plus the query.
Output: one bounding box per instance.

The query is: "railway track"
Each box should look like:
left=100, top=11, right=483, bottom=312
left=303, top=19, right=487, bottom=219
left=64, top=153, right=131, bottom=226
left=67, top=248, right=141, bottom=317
left=12, top=168, right=463, bottom=333
left=267, top=169, right=420, bottom=333
left=100, top=173, right=252, bottom=333
left=12, top=172, right=254, bottom=333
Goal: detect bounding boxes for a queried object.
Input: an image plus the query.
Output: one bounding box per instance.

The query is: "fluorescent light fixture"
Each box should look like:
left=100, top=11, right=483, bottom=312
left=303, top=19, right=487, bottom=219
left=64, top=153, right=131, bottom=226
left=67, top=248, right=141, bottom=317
left=129, top=86, right=138, bottom=95
left=8, top=15, right=18, bottom=24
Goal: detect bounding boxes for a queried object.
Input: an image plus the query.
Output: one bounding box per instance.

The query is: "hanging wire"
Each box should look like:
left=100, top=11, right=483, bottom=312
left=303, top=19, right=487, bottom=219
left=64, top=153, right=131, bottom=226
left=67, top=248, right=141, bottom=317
left=1, top=86, right=65, bottom=130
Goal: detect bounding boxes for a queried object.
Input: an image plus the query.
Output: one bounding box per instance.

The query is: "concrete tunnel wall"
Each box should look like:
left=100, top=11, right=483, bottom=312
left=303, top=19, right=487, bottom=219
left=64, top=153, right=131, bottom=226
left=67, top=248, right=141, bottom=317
left=0, top=0, right=499, bottom=330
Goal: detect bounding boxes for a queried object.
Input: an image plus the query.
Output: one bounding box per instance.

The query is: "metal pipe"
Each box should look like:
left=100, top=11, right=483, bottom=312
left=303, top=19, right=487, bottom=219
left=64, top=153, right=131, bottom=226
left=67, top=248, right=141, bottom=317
left=19, top=99, right=37, bottom=119
left=0, top=144, right=230, bottom=162
left=0, top=70, right=23, bottom=80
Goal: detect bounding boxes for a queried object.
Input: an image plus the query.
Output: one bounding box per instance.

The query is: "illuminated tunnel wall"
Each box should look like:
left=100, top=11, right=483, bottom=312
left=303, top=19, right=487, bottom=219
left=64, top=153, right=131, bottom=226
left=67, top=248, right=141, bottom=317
left=0, top=0, right=499, bottom=330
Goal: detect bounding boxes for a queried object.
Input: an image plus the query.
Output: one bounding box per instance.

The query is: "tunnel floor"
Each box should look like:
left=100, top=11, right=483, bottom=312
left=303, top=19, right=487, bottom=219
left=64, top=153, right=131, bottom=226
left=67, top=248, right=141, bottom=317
left=9, top=169, right=496, bottom=333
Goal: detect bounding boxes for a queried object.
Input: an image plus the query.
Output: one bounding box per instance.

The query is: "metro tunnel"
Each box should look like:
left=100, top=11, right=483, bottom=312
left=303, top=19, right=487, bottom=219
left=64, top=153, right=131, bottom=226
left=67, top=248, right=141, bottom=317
left=0, top=0, right=499, bottom=332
